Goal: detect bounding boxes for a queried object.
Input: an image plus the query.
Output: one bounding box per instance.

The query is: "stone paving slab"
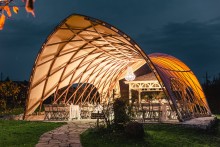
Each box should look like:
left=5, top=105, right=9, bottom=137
left=36, top=117, right=216, bottom=146
left=181, top=116, right=217, bottom=129
left=36, top=120, right=95, bottom=147
left=141, top=116, right=217, bottom=130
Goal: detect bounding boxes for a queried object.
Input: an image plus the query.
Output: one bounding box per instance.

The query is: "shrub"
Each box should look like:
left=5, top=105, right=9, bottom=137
left=113, top=98, right=130, bottom=125
left=124, top=121, right=145, bottom=139
left=91, top=125, right=109, bottom=134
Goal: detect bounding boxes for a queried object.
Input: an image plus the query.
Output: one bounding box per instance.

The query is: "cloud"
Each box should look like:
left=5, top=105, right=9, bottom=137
left=0, top=19, right=55, bottom=48
left=135, top=19, right=220, bottom=81
left=1, top=0, right=220, bottom=81
left=0, top=19, right=56, bottom=80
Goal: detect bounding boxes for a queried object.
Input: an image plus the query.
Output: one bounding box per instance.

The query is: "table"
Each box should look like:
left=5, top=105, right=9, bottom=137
left=69, top=104, right=80, bottom=120
left=44, top=104, right=70, bottom=120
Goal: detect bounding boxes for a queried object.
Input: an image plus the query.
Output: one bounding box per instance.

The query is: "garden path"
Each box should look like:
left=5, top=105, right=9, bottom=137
left=36, top=120, right=95, bottom=147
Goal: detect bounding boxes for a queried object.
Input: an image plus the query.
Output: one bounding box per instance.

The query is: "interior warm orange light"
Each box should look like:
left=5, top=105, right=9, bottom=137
left=24, top=14, right=211, bottom=121
left=149, top=53, right=211, bottom=120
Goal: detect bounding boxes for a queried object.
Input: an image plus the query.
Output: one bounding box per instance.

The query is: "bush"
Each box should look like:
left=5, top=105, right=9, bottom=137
left=124, top=121, right=145, bottom=139
left=113, top=98, right=130, bottom=125
left=90, top=125, right=110, bottom=134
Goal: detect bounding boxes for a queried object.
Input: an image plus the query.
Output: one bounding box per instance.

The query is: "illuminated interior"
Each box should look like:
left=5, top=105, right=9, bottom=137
left=24, top=14, right=211, bottom=121
left=149, top=53, right=211, bottom=120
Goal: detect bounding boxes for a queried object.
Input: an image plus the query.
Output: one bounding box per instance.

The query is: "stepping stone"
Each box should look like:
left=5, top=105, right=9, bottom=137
left=68, top=139, right=81, bottom=144
left=69, top=143, right=82, bottom=147
left=53, top=134, right=68, bottom=140
left=36, top=120, right=95, bottom=146
left=41, top=134, right=52, bottom=138
left=59, top=142, right=69, bottom=147
left=36, top=143, right=50, bottom=147
left=49, top=139, right=61, bottom=144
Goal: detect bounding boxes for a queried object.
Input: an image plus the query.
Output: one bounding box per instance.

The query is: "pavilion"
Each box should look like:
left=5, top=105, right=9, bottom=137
left=24, top=14, right=211, bottom=122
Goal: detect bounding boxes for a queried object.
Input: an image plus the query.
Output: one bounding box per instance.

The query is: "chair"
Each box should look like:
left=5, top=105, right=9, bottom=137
left=63, top=106, right=70, bottom=120
left=57, top=106, right=65, bottom=120
left=44, top=104, right=51, bottom=120
left=140, top=103, right=151, bottom=122
left=150, top=103, right=162, bottom=121
left=51, top=105, right=59, bottom=120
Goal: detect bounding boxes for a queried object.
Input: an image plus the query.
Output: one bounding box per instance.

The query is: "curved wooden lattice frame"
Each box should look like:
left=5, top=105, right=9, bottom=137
left=24, top=14, right=211, bottom=121
left=149, top=53, right=211, bottom=120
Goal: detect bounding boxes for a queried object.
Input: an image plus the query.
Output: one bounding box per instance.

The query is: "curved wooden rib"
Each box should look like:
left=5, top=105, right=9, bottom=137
left=24, top=14, right=211, bottom=122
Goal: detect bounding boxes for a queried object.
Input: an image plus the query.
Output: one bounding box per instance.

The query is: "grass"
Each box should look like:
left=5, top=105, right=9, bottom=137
left=215, top=114, right=220, bottom=119
left=81, top=117, right=220, bottom=147
left=145, top=123, right=220, bottom=147
left=81, top=127, right=146, bottom=147
left=0, top=120, right=65, bottom=147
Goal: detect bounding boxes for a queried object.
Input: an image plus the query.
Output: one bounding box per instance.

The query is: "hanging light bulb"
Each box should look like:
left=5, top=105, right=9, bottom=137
left=125, top=66, right=136, bottom=81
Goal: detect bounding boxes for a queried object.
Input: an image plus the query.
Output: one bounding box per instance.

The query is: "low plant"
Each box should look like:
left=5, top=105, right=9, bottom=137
left=125, top=121, right=145, bottom=139
left=113, top=98, right=130, bottom=125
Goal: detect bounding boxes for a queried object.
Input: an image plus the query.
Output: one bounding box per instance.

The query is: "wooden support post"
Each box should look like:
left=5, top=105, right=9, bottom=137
left=129, top=83, right=132, bottom=104
left=39, top=100, right=43, bottom=114
left=113, top=89, right=115, bottom=100
left=138, top=90, right=141, bottom=104
left=97, top=112, right=100, bottom=127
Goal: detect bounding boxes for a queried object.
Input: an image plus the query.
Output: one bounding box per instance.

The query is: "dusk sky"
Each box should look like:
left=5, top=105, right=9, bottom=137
left=0, top=0, right=220, bottom=83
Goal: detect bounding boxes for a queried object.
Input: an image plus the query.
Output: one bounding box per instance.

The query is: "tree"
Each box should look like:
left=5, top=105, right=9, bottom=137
left=113, top=98, right=130, bottom=125
left=0, top=0, right=35, bottom=30
left=0, top=80, right=21, bottom=110
left=202, top=73, right=220, bottom=114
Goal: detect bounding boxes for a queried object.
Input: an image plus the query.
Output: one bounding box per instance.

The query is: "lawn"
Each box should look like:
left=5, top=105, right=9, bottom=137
left=216, top=114, right=220, bottom=119
left=0, top=120, right=65, bottom=147
left=81, top=116, right=220, bottom=147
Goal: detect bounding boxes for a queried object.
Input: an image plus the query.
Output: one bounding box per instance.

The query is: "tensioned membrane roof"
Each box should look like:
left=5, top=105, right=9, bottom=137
left=25, top=14, right=152, bottom=115
left=149, top=53, right=210, bottom=118
left=25, top=14, right=211, bottom=121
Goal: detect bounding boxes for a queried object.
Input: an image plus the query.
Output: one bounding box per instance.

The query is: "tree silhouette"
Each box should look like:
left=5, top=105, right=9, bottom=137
left=202, top=72, right=220, bottom=114
left=0, top=80, right=21, bottom=110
